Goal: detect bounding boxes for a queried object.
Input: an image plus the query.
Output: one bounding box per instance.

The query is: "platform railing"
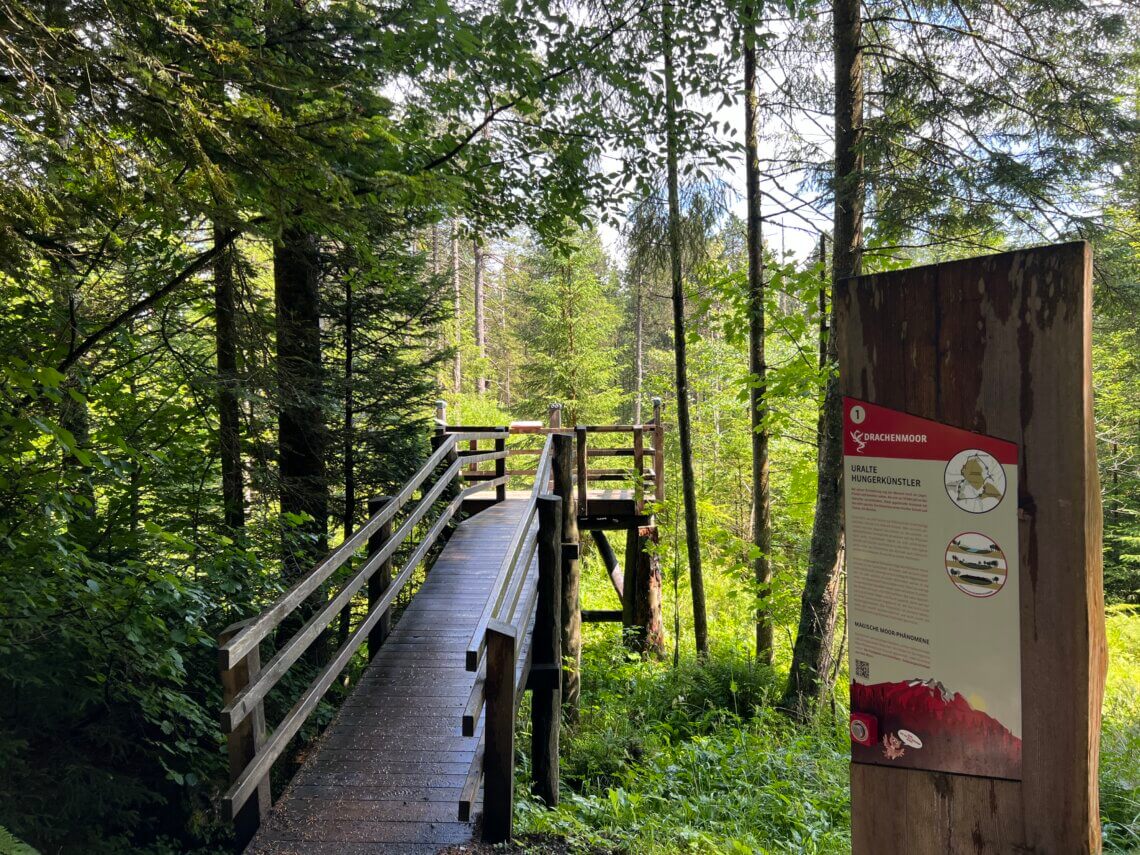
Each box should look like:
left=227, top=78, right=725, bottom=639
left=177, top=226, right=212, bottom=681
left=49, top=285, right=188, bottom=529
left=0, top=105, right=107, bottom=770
left=437, top=397, right=665, bottom=517
left=215, top=428, right=508, bottom=846
left=456, top=432, right=574, bottom=841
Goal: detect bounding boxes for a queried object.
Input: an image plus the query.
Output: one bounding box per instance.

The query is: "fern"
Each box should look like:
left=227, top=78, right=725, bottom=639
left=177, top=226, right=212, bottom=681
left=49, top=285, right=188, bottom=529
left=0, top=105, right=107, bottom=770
left=0, top=826, right=39, bottom=855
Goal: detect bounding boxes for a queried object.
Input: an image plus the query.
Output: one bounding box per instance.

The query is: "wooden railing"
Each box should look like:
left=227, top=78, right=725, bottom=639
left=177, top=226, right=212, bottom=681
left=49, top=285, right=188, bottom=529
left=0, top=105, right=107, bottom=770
left=457, top=432, right=575, bottom=842
left=217, top=403, right=659, bottom=845
left=438, top=397, right=666, bottom=518
left=215, top=428, right=509, bottom=845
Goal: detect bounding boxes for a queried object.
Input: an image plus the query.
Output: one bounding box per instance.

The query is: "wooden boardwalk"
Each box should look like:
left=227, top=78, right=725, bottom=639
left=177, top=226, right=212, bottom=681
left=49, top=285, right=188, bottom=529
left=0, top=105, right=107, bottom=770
left=245, top=498, right=532, bottom=855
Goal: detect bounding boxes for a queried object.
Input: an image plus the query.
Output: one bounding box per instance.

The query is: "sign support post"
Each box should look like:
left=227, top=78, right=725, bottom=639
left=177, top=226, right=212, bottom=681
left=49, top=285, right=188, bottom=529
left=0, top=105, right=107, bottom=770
left=837, top=242, right=1105, bottom=853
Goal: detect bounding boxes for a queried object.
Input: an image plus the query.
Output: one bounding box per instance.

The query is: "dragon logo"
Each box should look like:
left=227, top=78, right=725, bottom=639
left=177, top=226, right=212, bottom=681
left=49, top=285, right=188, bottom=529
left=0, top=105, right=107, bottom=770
left=850, top=430, right=867, bottom=453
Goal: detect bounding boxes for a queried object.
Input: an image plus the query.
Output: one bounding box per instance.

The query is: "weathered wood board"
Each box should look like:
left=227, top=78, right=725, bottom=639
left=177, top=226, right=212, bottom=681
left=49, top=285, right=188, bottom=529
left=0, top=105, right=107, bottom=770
left=837, top=242, right=1105, bottom=854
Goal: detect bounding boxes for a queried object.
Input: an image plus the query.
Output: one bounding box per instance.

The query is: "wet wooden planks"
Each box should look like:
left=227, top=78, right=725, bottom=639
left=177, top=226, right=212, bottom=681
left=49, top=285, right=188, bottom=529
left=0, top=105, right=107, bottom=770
left=245, top=499, right=532, bottom=855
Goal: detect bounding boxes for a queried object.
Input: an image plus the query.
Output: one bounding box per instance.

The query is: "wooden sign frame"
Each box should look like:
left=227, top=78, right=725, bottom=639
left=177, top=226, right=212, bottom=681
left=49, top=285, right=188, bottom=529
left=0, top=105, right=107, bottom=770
left=837, top=242, right=1106, bottom=853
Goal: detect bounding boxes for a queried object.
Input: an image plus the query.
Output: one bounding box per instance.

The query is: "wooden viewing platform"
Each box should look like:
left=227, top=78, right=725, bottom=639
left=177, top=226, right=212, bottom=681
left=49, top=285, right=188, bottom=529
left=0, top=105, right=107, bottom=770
left=216, top=402, right=666, bottom=854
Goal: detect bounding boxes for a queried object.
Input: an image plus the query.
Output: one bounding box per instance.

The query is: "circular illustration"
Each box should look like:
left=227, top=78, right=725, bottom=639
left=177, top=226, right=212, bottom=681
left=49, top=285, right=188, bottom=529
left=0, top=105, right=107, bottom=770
left=944, top=449, right=1006, bottom=513
left=850, top=718, right=869, bottom=743
left=945, top=532, right=1008, bottom=598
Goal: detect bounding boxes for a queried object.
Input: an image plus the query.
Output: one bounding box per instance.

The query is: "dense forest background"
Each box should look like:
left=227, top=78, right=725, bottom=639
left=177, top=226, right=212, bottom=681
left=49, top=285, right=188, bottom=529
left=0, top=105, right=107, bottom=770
left=1, top=0, right=1139, bottom=852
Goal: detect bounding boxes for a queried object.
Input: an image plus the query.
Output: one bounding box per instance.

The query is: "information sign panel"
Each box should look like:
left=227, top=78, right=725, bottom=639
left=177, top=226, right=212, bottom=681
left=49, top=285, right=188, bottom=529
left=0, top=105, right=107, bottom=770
left=844, top=397, right=1021, bottom=780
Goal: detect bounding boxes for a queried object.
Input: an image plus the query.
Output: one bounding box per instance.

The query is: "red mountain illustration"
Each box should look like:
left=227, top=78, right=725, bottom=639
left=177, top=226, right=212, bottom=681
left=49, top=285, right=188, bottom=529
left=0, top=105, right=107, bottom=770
left=851, top=680, right=1021, bottom=779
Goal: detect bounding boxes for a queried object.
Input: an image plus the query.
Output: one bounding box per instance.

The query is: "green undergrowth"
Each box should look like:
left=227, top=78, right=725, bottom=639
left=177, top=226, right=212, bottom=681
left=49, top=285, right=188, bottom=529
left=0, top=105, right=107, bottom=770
left=512, top=610, right=1140, bottom=855
left=515, top=633, right=851, bottom=854
left=1102, top=607, right=1140, bottom=853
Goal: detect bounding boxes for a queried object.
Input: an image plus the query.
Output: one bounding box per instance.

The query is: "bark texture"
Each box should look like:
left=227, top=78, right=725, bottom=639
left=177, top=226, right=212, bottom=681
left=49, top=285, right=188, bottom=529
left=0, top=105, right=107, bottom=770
left=743, top=3, right=772, bottom=664
left=473, top=237, right=487, bottom=395
left=452, top=221, right=462, bottom=394
left=784, top=0, right=863, bottom=712
left=215, top=223, right=245, bottom=531
left=274, top=226, right=329, bottom=583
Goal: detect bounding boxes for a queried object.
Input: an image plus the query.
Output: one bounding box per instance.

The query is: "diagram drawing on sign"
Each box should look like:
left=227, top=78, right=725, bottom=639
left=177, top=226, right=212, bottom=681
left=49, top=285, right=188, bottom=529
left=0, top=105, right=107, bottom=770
left=945, top=449, right=1006, bottom=513
left=945, top=533, right=1008, bottom=598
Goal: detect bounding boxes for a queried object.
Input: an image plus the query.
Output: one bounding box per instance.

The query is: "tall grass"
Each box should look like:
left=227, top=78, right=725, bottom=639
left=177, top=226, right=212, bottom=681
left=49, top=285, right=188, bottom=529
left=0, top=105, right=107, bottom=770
left=1102, top=607, right=1140, bottom=853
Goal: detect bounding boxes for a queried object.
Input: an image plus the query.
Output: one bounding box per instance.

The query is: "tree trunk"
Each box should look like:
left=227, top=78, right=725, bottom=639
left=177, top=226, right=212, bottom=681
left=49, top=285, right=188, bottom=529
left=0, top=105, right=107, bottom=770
left=215, top=223, right=245, bottom=532
left=662, top=0, right=708, bottom=657
left=343, top=277, right=355, bottom=540
left=783, top=0, right=864, bottom=715
left=473, top=237, right=487, bottom=395
left=339, top=276, right=355, bottom=647
left=432, top=222, right=440, bottom=277
left=743, top=4, right=772, bottom=665
left=498, top=261, right=510, bottom=407
left=275, top=226, right=329, bottom=586
left=451, top=220, right=462, bottom=394
left=56, top=278, right=95, bottom=542
left=818, top=234, right=828, bottom=373
left=633, top=276, right=644, bottom=425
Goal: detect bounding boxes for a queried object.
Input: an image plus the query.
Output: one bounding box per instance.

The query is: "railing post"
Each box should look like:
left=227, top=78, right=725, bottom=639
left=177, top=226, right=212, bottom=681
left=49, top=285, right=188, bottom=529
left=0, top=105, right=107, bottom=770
left=622, top=525, right=638, bottom=635
left=367, top=496, right=393, bottom=658
left=435, top=398, right=447, bottom=428
left=495, top=432, right=506, bottom=502
left=548, top=402, right=562, bottom=428
left=532, top=494, right=563, bottom=806
left=483, top=620, right=517, bottom=844
left=218, top=619, right=270, bottom=847
left=632, top=426, right=644, bottom=513
left=431, top=430, right=460, bottom=502
left=552, top=433, right=581, bottom=720
left=652, top=396, right=664, bottom=503
left=575, top=426, right=588, bottom=518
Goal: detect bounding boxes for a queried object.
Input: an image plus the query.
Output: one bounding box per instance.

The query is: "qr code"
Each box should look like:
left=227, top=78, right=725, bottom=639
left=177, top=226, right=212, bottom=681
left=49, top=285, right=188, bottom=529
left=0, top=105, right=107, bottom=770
left=855, top=659, right=870, bottom=679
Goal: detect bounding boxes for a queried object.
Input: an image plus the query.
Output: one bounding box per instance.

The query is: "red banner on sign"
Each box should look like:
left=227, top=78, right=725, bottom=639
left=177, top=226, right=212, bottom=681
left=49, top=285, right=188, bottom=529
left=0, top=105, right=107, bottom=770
left=843, top=398, right=1018, bottom=465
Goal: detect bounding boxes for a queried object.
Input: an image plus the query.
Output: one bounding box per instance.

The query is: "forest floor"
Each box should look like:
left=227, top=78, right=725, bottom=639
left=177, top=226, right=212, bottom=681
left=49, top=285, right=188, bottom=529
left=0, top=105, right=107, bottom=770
left=501, top=602, right=1140, bottom=854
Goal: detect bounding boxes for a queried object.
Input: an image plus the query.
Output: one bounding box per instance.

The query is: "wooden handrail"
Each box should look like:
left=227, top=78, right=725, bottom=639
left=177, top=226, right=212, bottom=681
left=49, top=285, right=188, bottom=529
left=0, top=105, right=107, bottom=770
left=219, top=404, right=668, bottom=842
left=438, top=419, right=667, bottom=518
left=219, top=430, right=506, bottom=669
left=464, top=434, right=555, bottom=671
left=221, top=477, right=503, bottom=820
left=217, top=427, right=510, bottom=827
left=444, top=423, right=659, bottom=434
left=219, top=435, right=454, bottom=669
left=461, top=492, right=563, bottom=839
left=219, top=449, right=508, bottom=733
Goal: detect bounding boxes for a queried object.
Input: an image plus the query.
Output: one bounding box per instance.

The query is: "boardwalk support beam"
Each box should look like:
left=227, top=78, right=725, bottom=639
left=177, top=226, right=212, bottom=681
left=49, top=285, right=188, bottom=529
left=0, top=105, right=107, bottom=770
left=495, top=434, right=507, bottom=502
left=483, top=620, right=517, bottom=844
left=218, top=619, right=270, bottom=846
left=590, top=529, right=624, bottom=599
left=366, top=495, right=394, bottom=658
left=532, top=494, right=563, bottom=807
left=621, top=525, right=665, bottom=657
left=552, top=433, right=581, bottom=718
